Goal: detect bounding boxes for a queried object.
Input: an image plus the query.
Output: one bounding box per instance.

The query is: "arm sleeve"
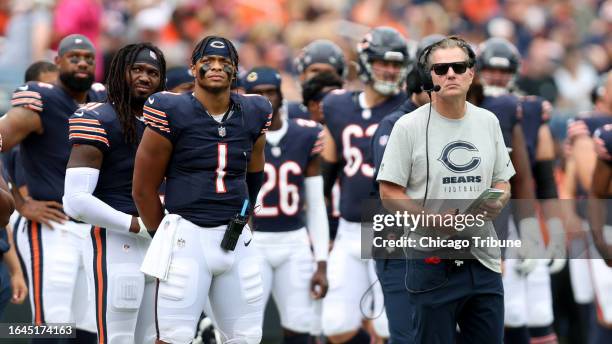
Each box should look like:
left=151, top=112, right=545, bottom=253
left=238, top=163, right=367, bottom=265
left=492, top=120, right=516, bottom=183
left=143, top=94, right=173, bottom=141
left=308, top=127, right=325, bottom=162
left=68, top=111, right=110, bottom=152
left=11, top=83, right=43, bottom=113
left=255, top=97, right=273, bottom=138
left=305, top=176, right=329, bottom=261
left=376, top=121, right=413, bottom=187
left=62, top=167, right=133, bottom=232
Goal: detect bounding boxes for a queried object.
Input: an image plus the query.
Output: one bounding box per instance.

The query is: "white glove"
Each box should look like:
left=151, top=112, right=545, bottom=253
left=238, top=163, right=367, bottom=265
left=546, top=218, right=567, bottom=273
left=515, top=217, right=543, bottom=275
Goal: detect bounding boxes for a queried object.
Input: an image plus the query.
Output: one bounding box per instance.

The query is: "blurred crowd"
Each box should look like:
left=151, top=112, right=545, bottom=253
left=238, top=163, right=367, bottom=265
left=0, top=0, right=610, bottom=128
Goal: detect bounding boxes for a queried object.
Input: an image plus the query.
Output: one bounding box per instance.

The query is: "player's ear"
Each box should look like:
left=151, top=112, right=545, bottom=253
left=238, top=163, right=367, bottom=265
left=54, top=55, right=61, bottom=66
left=190, top=64, right=197, bottom=78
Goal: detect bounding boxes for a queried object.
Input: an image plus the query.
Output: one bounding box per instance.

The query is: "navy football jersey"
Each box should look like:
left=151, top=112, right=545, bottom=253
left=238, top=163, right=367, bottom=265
left=371, top=100, right=419, bottom=179
left=518, top=96, right=548, bottom=166
left=144, top=91, right=272, bottom=227
left=1, top=147, right=26, bottom=188
left=480, top=94, right=520, bottom=149
left=68, top=102, right=144, bottom=215
left=323, top=90, right=406, bottom=222
left=287, top=101, right=310, bottom=120
left=10, top=81, right=106, bottom=202
left=253, top=119, right=323, bottom=232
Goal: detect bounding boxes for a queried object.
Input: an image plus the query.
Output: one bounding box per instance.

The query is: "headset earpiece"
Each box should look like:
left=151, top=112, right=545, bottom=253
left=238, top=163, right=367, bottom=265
left=417, top=44, right=435, bottom=93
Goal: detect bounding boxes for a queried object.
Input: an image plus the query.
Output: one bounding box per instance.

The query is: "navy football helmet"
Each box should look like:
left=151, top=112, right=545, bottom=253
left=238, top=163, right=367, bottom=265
left=477, top=37, right=521, bottom=94
left=357, top=26, right=410, bottom=95
left=477, top=37, right=521, bottom=74
left=294, top=39, right=346, bottom=79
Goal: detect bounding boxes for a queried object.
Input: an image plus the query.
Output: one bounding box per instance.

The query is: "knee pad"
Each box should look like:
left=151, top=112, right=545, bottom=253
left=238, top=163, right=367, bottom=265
left=283, top=306, right=313, bottom=333
left=110, top=267, right=144, bottom=312
left=237, top=259, right=263, bottom=305
left=321, top=304, right=359, bottom=336
left=157, top=257, right=199, bottom=309
left=160, top=326, right=196, bottom=344
left=224, top=327, right=262, bottom=344
left=504, top=297, right=528, bottom=327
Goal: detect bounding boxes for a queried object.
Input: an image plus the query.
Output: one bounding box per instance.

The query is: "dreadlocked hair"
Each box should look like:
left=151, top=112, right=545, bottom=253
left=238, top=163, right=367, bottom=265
left=191, top=36, right=239, bottom=80
left=106, top=43, right=166, bottom=144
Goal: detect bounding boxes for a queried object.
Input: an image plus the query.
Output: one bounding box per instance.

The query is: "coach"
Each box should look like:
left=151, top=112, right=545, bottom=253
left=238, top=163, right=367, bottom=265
left=376, top=36, right=515, bottom=343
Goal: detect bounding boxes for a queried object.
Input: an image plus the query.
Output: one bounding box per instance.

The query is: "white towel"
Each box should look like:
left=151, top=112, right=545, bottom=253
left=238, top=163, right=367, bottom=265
left=140, top=214, right=181, bottom=281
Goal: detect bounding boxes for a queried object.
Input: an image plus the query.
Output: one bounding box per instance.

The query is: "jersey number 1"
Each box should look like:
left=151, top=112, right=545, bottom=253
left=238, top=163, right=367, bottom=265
left=216, top=143, right=228, bottom=193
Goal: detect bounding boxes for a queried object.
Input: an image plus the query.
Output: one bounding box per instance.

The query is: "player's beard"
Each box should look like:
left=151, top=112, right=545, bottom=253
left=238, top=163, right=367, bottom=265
left=130, top=91, right=149, bottom=109
left=60, top=71, right=94, bottom=92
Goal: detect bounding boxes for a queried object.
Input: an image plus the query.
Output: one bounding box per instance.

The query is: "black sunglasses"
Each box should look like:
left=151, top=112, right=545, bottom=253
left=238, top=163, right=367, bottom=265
left=431, top=61, right=471, bottom=76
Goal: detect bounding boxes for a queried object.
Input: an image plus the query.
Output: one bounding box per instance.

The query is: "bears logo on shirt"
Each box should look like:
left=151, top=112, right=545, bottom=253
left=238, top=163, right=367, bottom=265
left=438, top=140, right=481, bottom=173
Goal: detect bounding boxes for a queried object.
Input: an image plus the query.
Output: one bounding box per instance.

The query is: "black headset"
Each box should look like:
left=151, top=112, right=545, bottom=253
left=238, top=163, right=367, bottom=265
left=415, top=37, right=476, bottom=205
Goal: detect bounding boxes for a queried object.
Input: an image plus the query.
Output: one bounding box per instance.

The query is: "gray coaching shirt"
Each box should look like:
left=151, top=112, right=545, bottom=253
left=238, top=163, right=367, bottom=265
left=377, top=102, right=515, bottom=272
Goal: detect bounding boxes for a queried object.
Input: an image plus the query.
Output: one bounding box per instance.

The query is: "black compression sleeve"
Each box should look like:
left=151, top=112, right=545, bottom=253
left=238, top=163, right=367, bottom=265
left=534, top=160, right=558, bottom=199
left=246, top=171, right=264, bottom=208
left=321, top=159, right=340, bottom=200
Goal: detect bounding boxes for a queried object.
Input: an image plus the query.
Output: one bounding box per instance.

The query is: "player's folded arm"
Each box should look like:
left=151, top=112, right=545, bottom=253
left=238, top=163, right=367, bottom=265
left=132, top=127, right=172, bottom=232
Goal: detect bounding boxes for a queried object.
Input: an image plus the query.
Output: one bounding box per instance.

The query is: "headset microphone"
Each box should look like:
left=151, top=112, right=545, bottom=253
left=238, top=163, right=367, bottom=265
left=433, top=85, right=441, bottom=92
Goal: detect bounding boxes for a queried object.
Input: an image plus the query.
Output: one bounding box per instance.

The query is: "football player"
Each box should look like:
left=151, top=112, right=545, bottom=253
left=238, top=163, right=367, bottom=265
left=301, top=71, right=343, bottom=124
left=243, top=66, right=329, bottom=344
left=476, top=37, right=563, bottom=344
left=300, top=71, right=344, bottom=246
left=0, top=34, right=106, bottom=343
left=290, top=40, right=346, bottom=120
left=165, top=66, right=194, bottom=93
left=63, top=43, right=166, bottom=344
left=563, top=72, right=612, bottom=344
left=132, top=35, right=271, bottom=344
left=320, top=26, right=409, bottom=344
left=4, top=60, right=60, bottom=237
left=570, top=124, right=612, bottom=343
left=371, top=34, right=445, bottom=181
